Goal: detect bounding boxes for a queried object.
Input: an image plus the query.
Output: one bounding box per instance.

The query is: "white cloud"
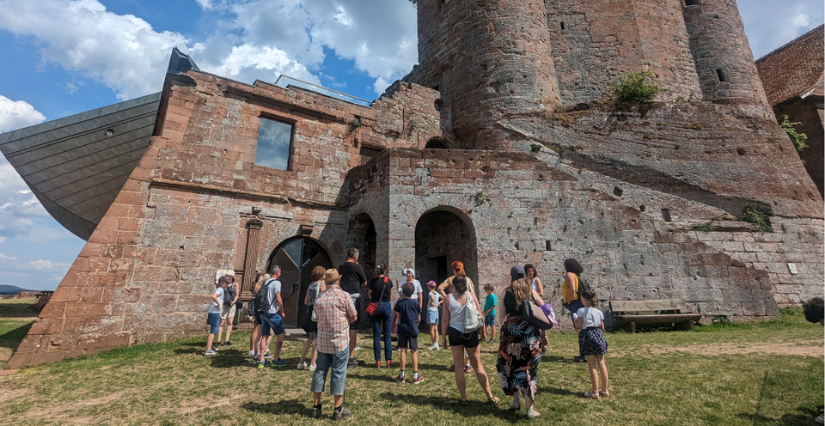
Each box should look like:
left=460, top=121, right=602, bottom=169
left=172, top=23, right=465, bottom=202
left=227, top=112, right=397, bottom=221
left=0, top=0, right=190, bottom=100
left=29, top=259, right=71, bottom=270
left=0, top=156, right=50, bottom=240
left=0, top=96, right=46, bottom=132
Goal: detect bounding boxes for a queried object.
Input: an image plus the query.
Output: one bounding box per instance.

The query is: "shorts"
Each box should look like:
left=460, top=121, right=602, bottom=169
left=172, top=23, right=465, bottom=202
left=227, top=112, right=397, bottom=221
left=349, top=296, right=361, bottom=330
left=484, top=314, right=496, bottom=326
left=220, top=304, right=236, bottom=320
left=207, top=312, right=220, bottom=334
left=427, top=310, right=438, bottom=324
left=447, top=326, right=479, bottom=348
left=261, top=313, right=285, bottom=336
left=398, top=335, right=418, bottom=350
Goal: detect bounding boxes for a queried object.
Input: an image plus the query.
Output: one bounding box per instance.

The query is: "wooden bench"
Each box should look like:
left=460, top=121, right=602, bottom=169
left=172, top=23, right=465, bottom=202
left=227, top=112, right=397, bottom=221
left=609, top=299, right=701, bottom=333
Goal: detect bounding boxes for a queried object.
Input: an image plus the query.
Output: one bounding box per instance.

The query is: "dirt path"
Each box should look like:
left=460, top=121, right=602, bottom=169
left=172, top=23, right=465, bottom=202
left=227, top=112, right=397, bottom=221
left=613, top=340, right=824, bottom=357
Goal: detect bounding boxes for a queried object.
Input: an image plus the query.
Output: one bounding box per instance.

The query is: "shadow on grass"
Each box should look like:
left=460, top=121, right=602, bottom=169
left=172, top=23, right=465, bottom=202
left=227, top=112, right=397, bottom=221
left=378, top=392, right=521, bottom=422
left=242, top=399, right=306, bottom=416
left=737, top=410, right=818, bottom=426
left=0, top=322, right=33, bottom=349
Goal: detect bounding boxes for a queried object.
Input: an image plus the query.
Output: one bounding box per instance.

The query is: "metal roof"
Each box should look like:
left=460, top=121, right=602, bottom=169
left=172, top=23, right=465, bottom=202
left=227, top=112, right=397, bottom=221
left=0, top=93, right=161, bottom=240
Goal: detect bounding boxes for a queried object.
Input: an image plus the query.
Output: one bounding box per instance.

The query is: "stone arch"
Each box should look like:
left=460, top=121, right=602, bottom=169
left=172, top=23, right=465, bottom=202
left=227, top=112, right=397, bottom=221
left=266, top=236, right=332, bottom=327
left=425, top=137, right=450, bottom=149
left=414, top=206, right=479, bottom=293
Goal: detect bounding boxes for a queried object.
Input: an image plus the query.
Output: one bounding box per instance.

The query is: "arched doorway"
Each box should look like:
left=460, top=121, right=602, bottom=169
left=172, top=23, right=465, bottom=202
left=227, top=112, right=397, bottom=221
left=425, top=137, right=449, bottom=149
left=414, top=208, right=479, bottom=293
left=267, top=237, right=332, bottom=328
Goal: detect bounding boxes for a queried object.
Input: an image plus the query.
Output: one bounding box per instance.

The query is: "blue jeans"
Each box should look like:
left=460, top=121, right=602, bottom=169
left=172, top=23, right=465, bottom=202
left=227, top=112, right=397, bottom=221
left=311, top=348, right=349, bottom=396
left=371, top=301, right=392, bottom=362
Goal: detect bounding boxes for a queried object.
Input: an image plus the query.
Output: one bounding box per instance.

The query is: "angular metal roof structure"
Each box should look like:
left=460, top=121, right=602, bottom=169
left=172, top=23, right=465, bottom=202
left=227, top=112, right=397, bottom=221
left=0, top=93, right=162, bottom=240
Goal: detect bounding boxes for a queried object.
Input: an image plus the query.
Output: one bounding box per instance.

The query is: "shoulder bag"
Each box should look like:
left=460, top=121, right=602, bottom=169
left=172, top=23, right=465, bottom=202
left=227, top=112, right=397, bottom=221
left=522, top=298, right=553, bottom=330
left=462, top=293, right=483, bottom=333
left=366, top=276, right=388, bottom=316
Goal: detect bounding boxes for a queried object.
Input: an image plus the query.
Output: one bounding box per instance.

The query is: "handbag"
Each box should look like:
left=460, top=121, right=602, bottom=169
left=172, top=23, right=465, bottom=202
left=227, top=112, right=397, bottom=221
left=462, top=293, right=483, bottom=333
left=310, top=281, right=321, bottom=322
left=522, top=299, right=553, bottom=330
left=366, top=276, right=388, bottom=316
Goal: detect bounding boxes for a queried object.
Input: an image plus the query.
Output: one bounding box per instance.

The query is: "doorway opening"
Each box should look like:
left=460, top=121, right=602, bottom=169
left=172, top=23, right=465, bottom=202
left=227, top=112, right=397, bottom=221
left=414, top=208, right=478, bottom=293
left=267, top=237, right=332, bottom=328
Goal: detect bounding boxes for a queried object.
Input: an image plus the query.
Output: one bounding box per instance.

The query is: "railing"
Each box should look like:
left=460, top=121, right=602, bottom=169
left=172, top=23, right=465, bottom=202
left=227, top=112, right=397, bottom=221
left=273, top=75, right=373, bottom=108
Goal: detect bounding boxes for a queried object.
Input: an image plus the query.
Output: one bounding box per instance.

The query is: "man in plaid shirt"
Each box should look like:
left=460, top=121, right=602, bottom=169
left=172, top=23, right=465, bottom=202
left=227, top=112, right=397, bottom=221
left=311, top=268, right=357, bottom=420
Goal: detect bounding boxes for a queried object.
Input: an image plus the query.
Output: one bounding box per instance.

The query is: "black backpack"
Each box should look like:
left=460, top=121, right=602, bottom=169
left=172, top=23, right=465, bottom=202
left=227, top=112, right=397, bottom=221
left=223, top=283, right=236, bottom=306
left=254, top=279, right=275, bottom=313
left=575, top=273, right=592, bottom=295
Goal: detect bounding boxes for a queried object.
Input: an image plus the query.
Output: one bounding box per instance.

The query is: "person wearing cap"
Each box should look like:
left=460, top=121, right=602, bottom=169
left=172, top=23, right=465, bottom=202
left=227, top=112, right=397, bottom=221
left=436, top=261, right=476, bottom=372
left=497, top=265, right=545, bottom=419
left=310, top=269, right=358, bottom=420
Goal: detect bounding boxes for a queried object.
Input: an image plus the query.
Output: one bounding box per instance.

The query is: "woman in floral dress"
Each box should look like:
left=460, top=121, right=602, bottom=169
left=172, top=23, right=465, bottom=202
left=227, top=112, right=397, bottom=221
left=497, top=265, right=545, bottom=419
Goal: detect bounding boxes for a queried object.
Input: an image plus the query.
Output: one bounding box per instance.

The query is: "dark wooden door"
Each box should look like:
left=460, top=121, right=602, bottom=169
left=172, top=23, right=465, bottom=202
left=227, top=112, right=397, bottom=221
left=269, top=238, right=332, bottom=328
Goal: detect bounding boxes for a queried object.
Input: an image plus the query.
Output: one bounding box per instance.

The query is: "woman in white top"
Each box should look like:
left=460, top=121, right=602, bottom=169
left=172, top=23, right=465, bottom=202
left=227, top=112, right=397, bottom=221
left=525, top=264, right=549, bottom=351
left=441, top=275, right=500, bottom=406
left=399, top=269, right=424, bottom=310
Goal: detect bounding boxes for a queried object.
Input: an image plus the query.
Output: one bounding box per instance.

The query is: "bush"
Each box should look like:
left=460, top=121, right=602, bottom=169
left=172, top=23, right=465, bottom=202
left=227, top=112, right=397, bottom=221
left=611, top=69, right=667, bottom=103
left=738, top=204, right=773, bottom=233
left=780, top=115, right=808, bottom=151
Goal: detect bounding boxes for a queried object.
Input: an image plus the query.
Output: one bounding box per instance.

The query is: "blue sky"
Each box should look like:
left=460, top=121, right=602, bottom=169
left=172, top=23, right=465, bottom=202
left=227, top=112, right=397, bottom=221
left=0, top=0, right=822, bottom=291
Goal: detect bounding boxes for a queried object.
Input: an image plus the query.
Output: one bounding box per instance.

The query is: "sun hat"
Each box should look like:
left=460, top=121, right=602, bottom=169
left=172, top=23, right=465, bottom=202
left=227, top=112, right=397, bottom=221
left=324, top=269, right=341, bottom=284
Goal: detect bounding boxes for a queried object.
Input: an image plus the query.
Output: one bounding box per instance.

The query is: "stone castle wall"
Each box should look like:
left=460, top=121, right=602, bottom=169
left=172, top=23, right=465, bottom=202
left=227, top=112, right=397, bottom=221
left=348, top=149, right=779, bottom=330
left=683, top=0, right=773, bottom=117
left=547, top=0, right=703, bottom=105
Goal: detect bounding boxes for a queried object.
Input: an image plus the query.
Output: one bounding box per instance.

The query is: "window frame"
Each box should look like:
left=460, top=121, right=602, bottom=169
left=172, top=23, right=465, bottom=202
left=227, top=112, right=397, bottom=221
left=254, top=114, right=297, bottom=172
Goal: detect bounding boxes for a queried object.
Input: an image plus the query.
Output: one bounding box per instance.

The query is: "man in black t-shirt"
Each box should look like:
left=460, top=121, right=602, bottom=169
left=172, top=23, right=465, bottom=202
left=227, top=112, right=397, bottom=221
left=338, top=248, right=367, bottom=367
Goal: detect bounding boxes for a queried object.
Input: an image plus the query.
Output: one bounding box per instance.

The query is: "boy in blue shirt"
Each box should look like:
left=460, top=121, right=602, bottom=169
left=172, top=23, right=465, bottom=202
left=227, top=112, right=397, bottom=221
left=482, top=283, right=497, bottom=343
left=393, top=283, right=424, bottom=384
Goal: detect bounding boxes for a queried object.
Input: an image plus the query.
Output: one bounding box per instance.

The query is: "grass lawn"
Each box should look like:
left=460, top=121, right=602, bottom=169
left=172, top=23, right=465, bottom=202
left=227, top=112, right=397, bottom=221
left=0, top=298, right=38, bottom=370
left=0, top=303, right=822, bottom=425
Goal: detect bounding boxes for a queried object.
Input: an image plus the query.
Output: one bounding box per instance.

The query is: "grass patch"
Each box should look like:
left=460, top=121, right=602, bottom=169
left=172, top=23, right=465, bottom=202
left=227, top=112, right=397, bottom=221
left=0, top=309, right=821, bottom=425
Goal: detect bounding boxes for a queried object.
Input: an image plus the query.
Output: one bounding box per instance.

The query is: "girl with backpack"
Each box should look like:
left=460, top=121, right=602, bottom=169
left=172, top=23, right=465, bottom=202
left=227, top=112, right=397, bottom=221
left=573, top=288, right=610, bottom=399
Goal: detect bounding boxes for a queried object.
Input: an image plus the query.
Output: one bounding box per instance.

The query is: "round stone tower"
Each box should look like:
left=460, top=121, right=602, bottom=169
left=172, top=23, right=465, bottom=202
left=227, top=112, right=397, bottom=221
left=415, top=0, right=560, bottom=149
left=682, top=0, right=772, bottom=117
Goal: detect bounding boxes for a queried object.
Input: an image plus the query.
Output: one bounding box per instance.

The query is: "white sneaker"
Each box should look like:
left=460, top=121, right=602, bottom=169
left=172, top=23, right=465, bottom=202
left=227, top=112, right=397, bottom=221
left=297, top=363, right=305, bottom=370
left=429, top=343, right=439, bottom=350
left=354, top=345, right=363, bottom=351
left=248, top=350, right=255, bottom=357
left=204, top=349, right=217, bottom=356
left=309, top=364, right=317, bottom=371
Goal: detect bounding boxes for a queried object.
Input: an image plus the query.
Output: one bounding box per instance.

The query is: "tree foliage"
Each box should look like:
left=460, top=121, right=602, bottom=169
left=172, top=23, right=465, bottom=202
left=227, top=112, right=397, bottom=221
left=780, top=115, right=808, bottom=152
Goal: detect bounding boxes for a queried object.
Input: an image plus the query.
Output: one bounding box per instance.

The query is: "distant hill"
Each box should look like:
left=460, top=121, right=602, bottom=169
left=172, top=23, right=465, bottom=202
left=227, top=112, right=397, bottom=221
left=0, top=285, right=34, bottom=295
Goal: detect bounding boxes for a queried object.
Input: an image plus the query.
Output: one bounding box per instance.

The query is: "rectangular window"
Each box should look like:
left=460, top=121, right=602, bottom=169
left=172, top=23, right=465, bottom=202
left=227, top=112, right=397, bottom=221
left=716, top=69, right=727, bottom=82
left=661, top=208, right=672, bottom=222
left=359, top=146, right=383, bottom=164
left=684, top=0, right=699, bottom=5
left=255, top=117, right=294, bottom=170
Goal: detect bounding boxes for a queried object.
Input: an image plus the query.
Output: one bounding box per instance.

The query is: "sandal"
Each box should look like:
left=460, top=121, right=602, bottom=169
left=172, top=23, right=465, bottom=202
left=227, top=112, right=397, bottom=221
left=459, top=399, right=469, bottom=406
left=599, top=390, right=610, bottom=397
left=487, top=396, right=501, bottom=405
left=584, top=391, right=600, bottom=399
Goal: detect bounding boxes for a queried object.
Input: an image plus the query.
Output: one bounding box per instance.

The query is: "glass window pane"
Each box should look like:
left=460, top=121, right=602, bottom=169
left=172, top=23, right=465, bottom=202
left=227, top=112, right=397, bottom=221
left=255, top=118, right=293, bottom=170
